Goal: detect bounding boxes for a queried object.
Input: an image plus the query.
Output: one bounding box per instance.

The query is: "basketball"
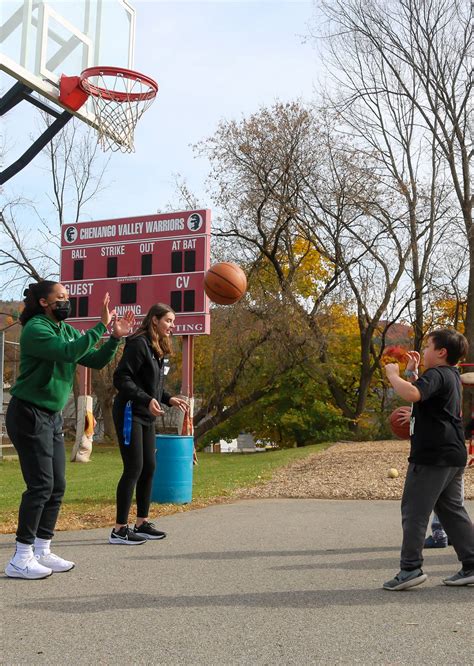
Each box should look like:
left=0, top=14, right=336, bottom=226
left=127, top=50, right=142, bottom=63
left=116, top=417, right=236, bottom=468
left=389, top=406, right=411, bottom=439
left=203, top=262, right=247, bottom=305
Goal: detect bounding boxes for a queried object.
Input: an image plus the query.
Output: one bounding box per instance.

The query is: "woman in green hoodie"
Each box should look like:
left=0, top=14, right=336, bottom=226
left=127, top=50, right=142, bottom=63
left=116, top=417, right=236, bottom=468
left=4, top=280, right=134, bottom=580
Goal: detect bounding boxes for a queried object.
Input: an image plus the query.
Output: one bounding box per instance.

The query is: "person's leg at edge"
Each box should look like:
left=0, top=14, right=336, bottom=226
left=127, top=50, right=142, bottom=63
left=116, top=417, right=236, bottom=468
left=426, top=513, right=449, bottom=544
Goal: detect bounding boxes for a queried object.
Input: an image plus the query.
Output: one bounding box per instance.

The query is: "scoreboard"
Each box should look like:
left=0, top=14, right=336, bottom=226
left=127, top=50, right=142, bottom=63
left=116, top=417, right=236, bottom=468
left=60, top=209, right=211, bottom=335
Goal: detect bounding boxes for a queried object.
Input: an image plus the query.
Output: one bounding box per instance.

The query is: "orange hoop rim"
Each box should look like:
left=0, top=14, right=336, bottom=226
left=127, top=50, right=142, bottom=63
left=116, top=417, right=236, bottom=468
left=79, top=66, right=158, bottom=103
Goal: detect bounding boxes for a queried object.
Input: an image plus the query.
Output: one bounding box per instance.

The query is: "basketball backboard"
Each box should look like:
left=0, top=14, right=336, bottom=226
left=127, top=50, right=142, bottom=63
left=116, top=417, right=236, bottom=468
left=0, top=0, right=135, bottom=131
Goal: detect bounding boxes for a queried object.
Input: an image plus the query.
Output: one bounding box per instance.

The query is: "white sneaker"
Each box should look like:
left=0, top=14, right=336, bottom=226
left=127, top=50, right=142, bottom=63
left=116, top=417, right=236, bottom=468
left=5, top=555, right=53, bottom=580
left=35, top=552, right=75, bottom=573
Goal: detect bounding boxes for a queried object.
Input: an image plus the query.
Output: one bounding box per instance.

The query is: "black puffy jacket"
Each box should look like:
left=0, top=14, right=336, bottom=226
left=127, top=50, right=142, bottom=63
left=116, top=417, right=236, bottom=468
left=113, top=334, right=172, bottom=424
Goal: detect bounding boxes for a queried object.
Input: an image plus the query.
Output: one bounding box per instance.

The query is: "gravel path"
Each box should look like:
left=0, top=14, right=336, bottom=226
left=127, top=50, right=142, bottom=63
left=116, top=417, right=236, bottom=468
left=236, top=440, right=474, bottom=500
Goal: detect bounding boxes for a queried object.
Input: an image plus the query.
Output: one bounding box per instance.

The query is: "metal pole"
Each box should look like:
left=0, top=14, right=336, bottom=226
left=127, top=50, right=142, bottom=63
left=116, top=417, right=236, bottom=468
left=181, top=335, right=194, bottom=438
left=181, top=335, right=194, bottom=398
left=0, top=108, right=73, bottom=185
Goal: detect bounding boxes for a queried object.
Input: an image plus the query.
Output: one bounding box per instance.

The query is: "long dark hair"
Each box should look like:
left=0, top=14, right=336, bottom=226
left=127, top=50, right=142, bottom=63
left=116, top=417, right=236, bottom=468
left=19, top=281, right=58, bottom=326
left=130, top=303, right=175, bottom=358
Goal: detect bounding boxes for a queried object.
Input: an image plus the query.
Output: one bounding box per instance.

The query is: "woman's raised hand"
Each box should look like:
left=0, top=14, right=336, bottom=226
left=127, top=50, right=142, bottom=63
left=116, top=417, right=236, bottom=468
left=100, top=293, right=114, bottom=328
left=111, top=310, right=135, bottom=339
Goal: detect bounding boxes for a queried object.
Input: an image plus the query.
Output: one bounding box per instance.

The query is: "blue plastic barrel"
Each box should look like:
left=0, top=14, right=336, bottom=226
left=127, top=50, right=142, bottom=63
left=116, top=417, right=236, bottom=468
left=152, top=434, right=194, bottom=504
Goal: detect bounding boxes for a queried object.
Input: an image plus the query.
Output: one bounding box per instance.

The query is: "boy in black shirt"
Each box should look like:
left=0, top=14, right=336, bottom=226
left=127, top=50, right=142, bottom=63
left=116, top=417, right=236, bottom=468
left=383, top=328, right=474, bottom=590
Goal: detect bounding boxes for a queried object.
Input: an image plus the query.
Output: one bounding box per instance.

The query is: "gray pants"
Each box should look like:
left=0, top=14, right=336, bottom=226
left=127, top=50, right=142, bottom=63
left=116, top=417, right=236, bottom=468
left=401, top=463, right=474, bottom=571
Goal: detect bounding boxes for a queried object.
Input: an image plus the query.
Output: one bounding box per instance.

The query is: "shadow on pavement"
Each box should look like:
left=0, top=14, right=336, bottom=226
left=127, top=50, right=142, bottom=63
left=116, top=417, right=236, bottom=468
left=127, top=546, right=401, bottom=561
left=16, top=586, right=474, bottom=614
left=269, top=553, right=457, bottom=571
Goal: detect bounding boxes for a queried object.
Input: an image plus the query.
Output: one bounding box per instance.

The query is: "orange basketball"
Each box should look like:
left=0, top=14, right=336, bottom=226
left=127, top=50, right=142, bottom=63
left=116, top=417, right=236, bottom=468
left=203, top=262, right=247, bottom=305
left=389, top=406, right=411, bottom=439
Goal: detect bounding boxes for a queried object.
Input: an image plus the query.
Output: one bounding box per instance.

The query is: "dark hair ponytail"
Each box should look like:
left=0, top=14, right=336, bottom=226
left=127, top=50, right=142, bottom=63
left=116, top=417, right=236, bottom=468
left=19, top=281, right=58, bottom=326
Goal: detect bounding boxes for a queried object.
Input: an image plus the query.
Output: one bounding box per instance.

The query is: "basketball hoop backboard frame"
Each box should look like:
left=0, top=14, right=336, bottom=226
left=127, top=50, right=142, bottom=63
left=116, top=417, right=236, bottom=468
left=0, top=0, right=136, bottom=131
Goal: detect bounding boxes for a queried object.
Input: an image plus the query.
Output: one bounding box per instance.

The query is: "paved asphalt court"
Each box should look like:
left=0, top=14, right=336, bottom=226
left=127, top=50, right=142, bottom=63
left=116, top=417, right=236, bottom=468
left=1, top=499, right=473, bottom=665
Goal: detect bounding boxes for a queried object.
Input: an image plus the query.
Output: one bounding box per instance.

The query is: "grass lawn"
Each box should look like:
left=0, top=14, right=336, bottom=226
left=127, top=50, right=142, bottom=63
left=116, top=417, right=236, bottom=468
left=0, top=442, right=329, bottom=533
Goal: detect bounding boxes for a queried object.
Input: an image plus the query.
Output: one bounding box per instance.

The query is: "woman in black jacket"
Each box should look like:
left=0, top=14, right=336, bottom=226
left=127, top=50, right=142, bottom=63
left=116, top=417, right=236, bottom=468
left=110, top=303, right=187, bottom=545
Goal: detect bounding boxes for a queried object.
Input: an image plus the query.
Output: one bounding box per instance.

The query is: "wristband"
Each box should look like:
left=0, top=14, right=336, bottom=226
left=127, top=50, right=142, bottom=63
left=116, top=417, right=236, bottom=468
left=404, top=370, right=417, bottom=378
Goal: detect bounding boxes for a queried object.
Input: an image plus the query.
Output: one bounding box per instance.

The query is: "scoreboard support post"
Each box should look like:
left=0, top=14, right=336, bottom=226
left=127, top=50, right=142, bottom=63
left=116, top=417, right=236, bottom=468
left=71, top=366, right=94, bottom=462
left=182, top=335, right=194, bottom=398
left=181, top=335, right=194, bottom=436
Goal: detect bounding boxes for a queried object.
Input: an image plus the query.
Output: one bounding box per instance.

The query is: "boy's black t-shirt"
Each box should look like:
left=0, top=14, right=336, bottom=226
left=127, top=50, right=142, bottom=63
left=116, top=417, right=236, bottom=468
left=410, top=365, right=467, bottom=466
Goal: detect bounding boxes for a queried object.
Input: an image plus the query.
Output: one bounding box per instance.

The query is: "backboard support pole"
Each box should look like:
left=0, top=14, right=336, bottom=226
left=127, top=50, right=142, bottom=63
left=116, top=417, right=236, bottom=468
left=0, top=81, right=62, bottom=118
left=0, top=84, right=74, bottom=184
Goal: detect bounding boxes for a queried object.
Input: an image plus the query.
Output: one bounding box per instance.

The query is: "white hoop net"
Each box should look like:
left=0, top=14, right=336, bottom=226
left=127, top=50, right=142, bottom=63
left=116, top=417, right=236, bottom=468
left=83, top=71, right=157, bottom=153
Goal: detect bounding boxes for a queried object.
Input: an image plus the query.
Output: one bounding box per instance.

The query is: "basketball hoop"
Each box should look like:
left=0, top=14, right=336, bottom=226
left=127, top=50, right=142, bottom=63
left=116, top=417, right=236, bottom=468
left=60, top=67, right=158, bottom=153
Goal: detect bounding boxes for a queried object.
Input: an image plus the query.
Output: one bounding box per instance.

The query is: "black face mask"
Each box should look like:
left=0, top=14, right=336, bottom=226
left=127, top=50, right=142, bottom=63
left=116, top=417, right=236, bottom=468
left=51, top=300, right=71, bottom=321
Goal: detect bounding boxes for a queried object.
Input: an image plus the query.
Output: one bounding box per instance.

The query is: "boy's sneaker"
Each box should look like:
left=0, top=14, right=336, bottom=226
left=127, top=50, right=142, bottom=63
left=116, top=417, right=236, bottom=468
left=383, top=568, right=427, bottom=591
left=424, top=534, right=448, bottom=548
left=109, top=526, right=146, bottom=545
left=133, top=521, right=166, bottom=540
left=5, top=555, right=53, bottom=580
left=35, top=552, right=75, bottom=573
left=442, top=569, right=474, bottom=586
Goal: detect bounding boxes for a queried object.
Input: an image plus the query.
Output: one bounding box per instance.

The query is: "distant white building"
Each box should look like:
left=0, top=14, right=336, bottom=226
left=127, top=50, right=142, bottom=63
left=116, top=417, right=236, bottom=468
left=206, top=432, right=265, bottom=453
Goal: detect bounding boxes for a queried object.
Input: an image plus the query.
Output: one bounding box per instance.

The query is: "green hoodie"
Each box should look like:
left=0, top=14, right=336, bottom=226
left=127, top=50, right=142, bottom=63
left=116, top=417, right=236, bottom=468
left=11, top=315, right=121, bottom=412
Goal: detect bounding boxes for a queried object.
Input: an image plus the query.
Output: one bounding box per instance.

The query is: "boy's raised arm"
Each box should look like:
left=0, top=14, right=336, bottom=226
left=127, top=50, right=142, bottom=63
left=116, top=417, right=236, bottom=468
left=385, top=362, right=421, bottom=402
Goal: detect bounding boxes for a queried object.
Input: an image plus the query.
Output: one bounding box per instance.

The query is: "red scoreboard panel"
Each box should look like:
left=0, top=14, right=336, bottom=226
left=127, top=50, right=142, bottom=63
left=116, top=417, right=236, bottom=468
left=60, top=210, right=211, bottom=335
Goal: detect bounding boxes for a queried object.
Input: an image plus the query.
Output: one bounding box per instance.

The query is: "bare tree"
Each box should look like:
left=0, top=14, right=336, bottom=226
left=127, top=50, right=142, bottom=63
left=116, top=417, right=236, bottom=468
left=0, top=201, right=51, bottom=293
left=294, top=118, right=417, bottom=422
left=0, top=119, right=110, bottom=289
left=199, top=102, right=418, bottom=429
left=316, top=0, right=473, bottom=350
left=44, top=119, right=110, bottom=227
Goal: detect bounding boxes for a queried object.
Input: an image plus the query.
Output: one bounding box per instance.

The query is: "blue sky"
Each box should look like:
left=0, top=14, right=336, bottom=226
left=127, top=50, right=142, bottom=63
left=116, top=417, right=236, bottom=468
left=1, top=0, right=321, bottom=296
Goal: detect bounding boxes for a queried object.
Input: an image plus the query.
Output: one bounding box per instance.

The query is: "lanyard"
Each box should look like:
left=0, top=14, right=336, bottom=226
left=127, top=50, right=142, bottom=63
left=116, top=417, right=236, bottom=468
left=123, top=401, right=132, bottom=446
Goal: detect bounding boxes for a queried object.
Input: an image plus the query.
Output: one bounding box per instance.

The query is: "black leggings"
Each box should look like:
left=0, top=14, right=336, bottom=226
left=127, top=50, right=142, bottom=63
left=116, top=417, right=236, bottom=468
left=6, top=396, right=65, bottom=545
left=113, top=413, right=156, bottom=525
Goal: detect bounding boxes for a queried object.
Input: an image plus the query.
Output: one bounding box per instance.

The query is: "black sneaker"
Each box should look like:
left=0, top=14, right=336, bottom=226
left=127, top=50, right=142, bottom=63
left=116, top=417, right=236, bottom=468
left=443, top=568, right=474, bottom=586
left=424, top=534, right=448, bottom=548
left=133, top=521, right=167, bottom=540
left=109, top=525, right=146, bottom=545
left=383, top=568, right=427, bottom=591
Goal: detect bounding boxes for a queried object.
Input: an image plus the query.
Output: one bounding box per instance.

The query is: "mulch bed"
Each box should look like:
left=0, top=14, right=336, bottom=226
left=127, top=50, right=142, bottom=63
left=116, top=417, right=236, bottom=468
left=235, top=440, right=474, bottom=501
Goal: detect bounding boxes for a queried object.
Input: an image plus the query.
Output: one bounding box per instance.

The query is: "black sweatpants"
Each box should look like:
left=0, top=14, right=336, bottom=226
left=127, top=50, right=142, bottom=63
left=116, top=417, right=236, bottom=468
left=400, top=463, right=474, bottom=571
left=113, top=407, right=156, bottom=524
left=5, top=396, right=65, bottom=545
